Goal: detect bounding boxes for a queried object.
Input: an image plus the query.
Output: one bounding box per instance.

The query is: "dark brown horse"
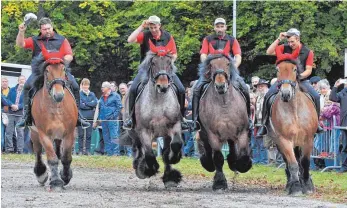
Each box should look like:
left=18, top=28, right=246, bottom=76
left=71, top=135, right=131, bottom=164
left=30, top=52, right=77, bottom=190
left=198, top=54, right=252, bottom=190
left=269, top=60, right=317, bottom=195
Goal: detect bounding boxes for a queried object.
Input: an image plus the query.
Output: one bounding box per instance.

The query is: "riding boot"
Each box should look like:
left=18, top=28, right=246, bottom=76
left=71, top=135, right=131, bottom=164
left=256, top=99, right=270, bottom=139
left=177, top=88, right=189, bottom=131
left=73, top=89, right=90, bottom=129
left=314, top=97, right=324, bottom=134
left=16, top=88, right=32, bottom=128
left=123, top=84, right=137, bottom=130
left=192, top=90, right=201, bottom=131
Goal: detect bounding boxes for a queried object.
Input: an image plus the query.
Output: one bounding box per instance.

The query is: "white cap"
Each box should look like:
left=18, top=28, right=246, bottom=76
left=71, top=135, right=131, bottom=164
left=214, top=18, right=226, bottom=25
left=286, top=28, right=300, bottom=37
left=148, top=15, right=161, bottom=24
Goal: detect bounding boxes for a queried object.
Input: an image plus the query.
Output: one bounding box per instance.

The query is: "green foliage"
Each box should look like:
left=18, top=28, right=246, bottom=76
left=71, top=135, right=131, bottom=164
left=1, top=1, right=346, bottom=90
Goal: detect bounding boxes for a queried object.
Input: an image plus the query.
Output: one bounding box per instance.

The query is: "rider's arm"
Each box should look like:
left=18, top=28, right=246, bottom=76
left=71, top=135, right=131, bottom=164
left=16, top=23, right=26, bottom=48
left=200, top=38, right=209, bottom=62
left=232, top=39, right=242, bottom=68
left=299, top=51, right=314, bottom=79
left=266, top=32, right=287, bottom=55
left=61, top=39, right=73, bottom=65
left=329, top=81, right=342, bottom=102
left=128, top=20, right=147, bottom=43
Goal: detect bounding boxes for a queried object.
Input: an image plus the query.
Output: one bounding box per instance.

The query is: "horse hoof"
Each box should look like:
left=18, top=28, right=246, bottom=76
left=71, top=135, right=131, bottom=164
left=162, top=169, right=182, bottom=185
left=60, top=169, right=73, bottom=185
left=164, top=181, right=179, bottom=188
left=226, top=154, right=237, bottom=172
left=200, top=154, right=215, bottom=172
left=287, top=181, right=302, bottom=196
left=301, top=178, right=315, bottom=194
left=37, top=170, right=49, bottom=186
left=49, top=179, right=65, bottom=191
left=212, top=172, right=228, bottom=191
left=235, top=155, right=252, bottom=173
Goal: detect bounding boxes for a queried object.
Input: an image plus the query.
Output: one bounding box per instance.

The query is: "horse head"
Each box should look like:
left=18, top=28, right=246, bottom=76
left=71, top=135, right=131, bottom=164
left=147, top=52, right=175, bottom=93
left=204, top=54, right=232, bottom=94
left=41, top=45, right=67, bottom=103
left=276, top=60, right=298, bottom=102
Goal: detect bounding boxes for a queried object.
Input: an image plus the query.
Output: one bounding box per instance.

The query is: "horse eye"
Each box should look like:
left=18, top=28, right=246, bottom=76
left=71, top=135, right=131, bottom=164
left=293, top=68, right=297, bottom=72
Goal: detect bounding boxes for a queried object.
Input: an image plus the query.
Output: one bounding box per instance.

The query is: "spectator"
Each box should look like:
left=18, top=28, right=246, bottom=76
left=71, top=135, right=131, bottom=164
left=183, top=87, right=195, bottom=157
left=329, top=78, right=347, bottom=173
left=5, top=75, right=26, bottom=154
left=77, top=78, right=98, bottom=155
left=309, top=76, right=321, bottom=92
left=110, top=81, right=118, bottom=93
left=253, top=79, right=269, bottom=164
left=317, top=79, right=333, bottom=110
left=118, top=82, right=132, bottom=157
left=251, top=76, right=260, bottom=93
left=2, top=77, right=11, bottom=151
left=93, top=82, right=122, bottom=156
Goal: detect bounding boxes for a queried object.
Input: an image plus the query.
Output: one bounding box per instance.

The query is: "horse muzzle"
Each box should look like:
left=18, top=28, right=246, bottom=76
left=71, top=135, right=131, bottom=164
left=280, top=88, right=293, bottom=102
left=52, top=91, right=65, bottom=102
left=214, top=82, right=228, bottom=94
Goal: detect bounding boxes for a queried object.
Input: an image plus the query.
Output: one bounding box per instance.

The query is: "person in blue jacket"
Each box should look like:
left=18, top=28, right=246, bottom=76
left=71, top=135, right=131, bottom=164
left=93, top=81, right=122, bottom=156
left=77, top=78, right=98, bottom=155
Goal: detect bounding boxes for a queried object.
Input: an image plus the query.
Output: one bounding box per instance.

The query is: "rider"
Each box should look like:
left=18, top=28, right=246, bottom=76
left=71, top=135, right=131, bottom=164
left=124, top=15, right=188, bottom=130
left=192, top=17, right=252, bottom=131
left=15, top=17, right=90, bottom=128
left=256, top=28, right=323, bottom=138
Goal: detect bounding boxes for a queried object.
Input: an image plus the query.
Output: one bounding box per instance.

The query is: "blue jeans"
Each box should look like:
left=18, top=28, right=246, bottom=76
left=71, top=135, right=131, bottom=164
left=101, top=121, right=120, bottom=156
left=251, top=133, right=268, bottom=164
left=23, top=126, right=32, bottom=154
left=183, top=131, right=195, bottom=157
left=1, top=119, right=5, bottom=151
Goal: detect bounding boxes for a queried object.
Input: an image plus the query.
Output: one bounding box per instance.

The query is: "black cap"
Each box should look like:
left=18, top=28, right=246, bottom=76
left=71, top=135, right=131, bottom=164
left=254, top=79, right=270, bottom=87
left=309, top=76, right=321, bottom=84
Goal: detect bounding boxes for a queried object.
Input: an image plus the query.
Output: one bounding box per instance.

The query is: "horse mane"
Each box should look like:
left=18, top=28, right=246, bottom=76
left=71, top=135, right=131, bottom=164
left=198, top=54, right=239, bottom=82
left=138, top=51, right=177, bottom=81
left=31, top=53, right=46, bottom=76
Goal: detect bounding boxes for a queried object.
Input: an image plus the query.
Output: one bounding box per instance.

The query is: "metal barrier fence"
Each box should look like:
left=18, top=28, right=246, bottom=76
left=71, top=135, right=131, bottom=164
left=312, top=116, right=342, bottom=172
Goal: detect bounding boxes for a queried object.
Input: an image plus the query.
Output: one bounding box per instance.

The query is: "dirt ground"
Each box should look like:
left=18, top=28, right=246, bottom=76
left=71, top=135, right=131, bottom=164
left=1, top=160, right=346, bottom=208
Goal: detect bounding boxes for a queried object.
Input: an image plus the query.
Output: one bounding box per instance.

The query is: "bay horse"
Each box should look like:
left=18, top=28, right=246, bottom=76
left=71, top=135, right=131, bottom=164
left=30, top=48, right=77, bottom=190
left=121, top=52, right=183, bottom=188
left=268, top=59, right=317, bottom=195
left=198, top=54, right=252, bottom=190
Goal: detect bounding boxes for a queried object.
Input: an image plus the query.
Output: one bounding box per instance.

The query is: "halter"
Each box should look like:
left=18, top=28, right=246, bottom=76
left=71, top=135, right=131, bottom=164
left=149, top=56, right=173, bottom=84
left=44, top=58, right=67, bottom=95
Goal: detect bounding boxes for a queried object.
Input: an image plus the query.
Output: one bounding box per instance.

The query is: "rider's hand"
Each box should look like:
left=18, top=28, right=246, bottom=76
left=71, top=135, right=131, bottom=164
left=334, top=79, right=341, bottom=87
left=278, top=32, right=287, bottom=41
left=92, top=122, right=98, bottom=129
left=141, top=20, right=149, bottom=29
left=11, top=105, right=18, bottom=111
left=18, top=23, right=26, bottom=32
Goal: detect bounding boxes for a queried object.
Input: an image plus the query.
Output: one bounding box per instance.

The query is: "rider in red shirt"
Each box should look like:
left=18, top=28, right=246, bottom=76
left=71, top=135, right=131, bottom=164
left=256, top=28, right=323, bottom=137
left=192, top=18, right=252, bottom=131
left=124, top=16, right=188, bottom=130
left=16, top=17, right=90, bottom=128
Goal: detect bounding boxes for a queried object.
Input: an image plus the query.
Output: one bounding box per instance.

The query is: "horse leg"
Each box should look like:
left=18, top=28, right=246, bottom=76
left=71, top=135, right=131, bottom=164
left=55, top=139, right=62, bottom=160
left=136, top=130, right=159, bottom=179
left=167, top=125, right=183, bottom=164
left=199, top=130, right=215, bottom=172
left=59, top=135, right=74, bottom=186
left=162, top=135, right=182, bottom=188
left=31, top=130, right=48, bottom=185
left=39, top=131, right=64, bottom=190
left=227, top=140, right=237, bottom=171
left=300, top=142, right=314, bottom=194
left=276, top=145, right=291, bottom=191
left=277, top=138, right=302, bottom=195
left=212, top=150, right=227, bottom=190
left=235, top=131, right=252, bottom=173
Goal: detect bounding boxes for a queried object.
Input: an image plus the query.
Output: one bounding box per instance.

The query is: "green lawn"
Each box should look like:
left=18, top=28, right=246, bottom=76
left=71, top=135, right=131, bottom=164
left=2, top=154, right=347, bottom=203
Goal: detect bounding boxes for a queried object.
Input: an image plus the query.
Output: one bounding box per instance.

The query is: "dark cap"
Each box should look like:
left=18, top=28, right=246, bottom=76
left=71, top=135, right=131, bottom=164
left=309, top=76, right=321, bottom=84
left=254, top=79, right=270, bottom=87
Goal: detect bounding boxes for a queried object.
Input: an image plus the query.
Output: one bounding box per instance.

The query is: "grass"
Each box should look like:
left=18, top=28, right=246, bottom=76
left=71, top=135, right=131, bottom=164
left=2, top=154, right=347, bottom=203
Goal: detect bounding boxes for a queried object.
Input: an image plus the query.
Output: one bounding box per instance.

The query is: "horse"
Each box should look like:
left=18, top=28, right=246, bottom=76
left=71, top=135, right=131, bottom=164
left=121, top=52, right=183, bottom=188
left=29, top=49, right=77, bottom=190
left=197, top=54, right=252, bottom=190
left=267, top=59, right=317, bottom=195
